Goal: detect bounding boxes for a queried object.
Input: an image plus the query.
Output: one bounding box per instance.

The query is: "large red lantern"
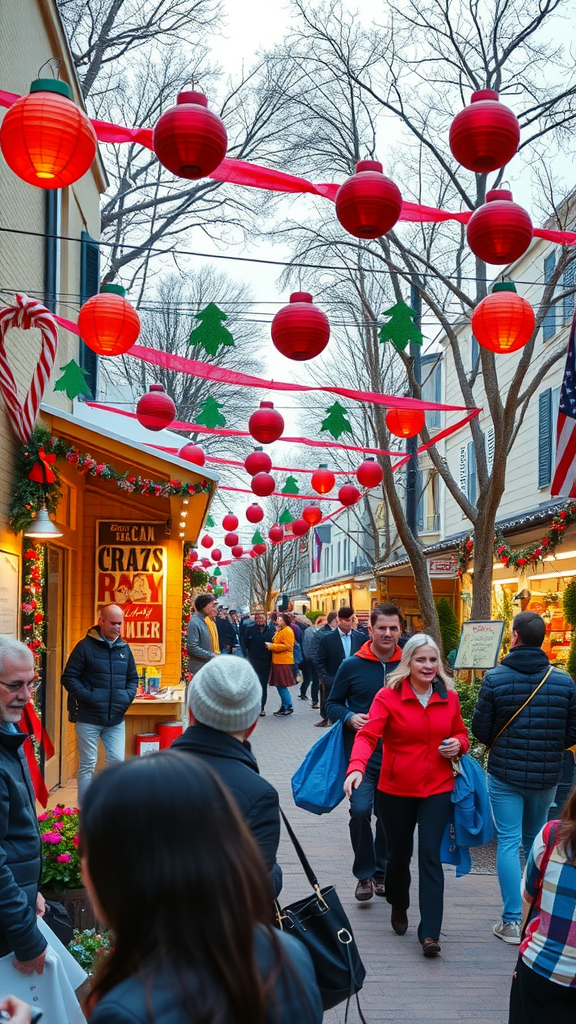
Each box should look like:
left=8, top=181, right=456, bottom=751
left=179, top=442, right=205, bottom=466
left=244, top=448, right=272, bottom=476
left=231, top=544, right=244, bottom=559
left=269, top=523, right=284, bottom=543
left=302, top=505, right=322, bottom=527
left=449, top=91, right=520, bottom=173
left=77, top=285, right=140, bottom=357
left=200, top=534, right=214, bottom=549
left=153, top=88, right=227, bottom=179
left=246, top=503, right=264, bottom=524
left=471, top=283, right=535, bottom=354
left=271, top=293, right=330, bottom=362
left=386, top=408, right=426, bottom=438
left=292, top=518, right=310, bottom=537
left=339, top=484, right=361, bottom=507
left=251, top=472, right=275, bottom=497
left=467, top=190, right=533, bottom=265
left=224, top=532, right=239, bottom=548
left=222, top=513, right=239, bottom=531
left=136, top=384, right=176, bottom=431
left=356, top=457, right=383, bottom=488
left=0, top=79, right=97, bottom=189
left=248, top=402, right=284, bottom=444
left=311, top=464, right=335, bottom=495
left=335, top=160, right=403, bottom=239
left=211, top=548, right=222, bottom=562
left=253, top=543, right=267, bottom=556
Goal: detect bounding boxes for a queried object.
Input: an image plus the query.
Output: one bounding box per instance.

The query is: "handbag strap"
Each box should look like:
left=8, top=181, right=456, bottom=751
left=488, top=665, right=553, bottom=752
left=279, top=808, right=321, bottom=893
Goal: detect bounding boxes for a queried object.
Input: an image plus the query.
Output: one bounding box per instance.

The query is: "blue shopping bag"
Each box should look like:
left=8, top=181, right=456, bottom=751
left=291, top=721, right=347, bottom=815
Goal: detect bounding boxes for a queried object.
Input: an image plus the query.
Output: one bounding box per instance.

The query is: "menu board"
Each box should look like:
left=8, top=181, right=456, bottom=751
left=0, top=551, right=19, bottom=637
left=453, top=619, right=505, bottom=670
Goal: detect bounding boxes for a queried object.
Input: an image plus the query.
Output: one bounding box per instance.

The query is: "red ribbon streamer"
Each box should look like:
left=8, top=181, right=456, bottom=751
left=150, top=446, right=364, bottom=474
left=21, top=703, right=54, bottom=807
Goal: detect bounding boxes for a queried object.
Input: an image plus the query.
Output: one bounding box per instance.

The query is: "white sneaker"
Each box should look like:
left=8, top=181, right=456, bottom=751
left=493, top=920, right=521, bottom=944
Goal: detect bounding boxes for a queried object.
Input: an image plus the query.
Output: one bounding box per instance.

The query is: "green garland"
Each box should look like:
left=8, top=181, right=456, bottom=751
left=456, top=502, right=576, bottom=577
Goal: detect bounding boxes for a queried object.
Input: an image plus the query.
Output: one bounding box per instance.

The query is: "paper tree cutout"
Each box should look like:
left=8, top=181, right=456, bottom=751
left=54, top=359, right=91, bottom=400
left=205, top=514, right=215, bottom=528
left=378, top=301, right=423, bottom=352
left=282, top=475, right=300, bottom=494
left=279, top=508, right=294, bottom=525
left=195, top=396, right=226, bottom=429
left=187, top=304, right=235, bottom=356
left=321, top=401, right=352, bottom=439
left=251, top=529, right=265, bottom=544
left=212, top=566, right=222, bottom=577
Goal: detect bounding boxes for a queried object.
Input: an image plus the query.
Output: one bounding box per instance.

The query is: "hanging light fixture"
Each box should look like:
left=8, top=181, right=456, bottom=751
left=471, top=283, right=535, bottom=353
left=24, top=500, right=63, bottom=539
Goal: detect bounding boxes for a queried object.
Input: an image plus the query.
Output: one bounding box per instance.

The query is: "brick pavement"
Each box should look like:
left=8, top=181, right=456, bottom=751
left=252, top=696, right=517, bottom=1024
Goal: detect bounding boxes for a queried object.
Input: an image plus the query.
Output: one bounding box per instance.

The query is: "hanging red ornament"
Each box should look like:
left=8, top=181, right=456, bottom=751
left=471, top=283, right=535, bottom=354
left=231, top=544, right=244, bottom=558
left=249, top=549, right=258, bottom=558
left=292, top=518, right=310, bottom=537
left=245, top=503, right=264, bottom=524
left=467, top=190, right=533, bottom=265
left=153, top=88, right=227, bottom=180
left=271, top=293, right=330, bottom=362
left=136, top=384, right=176, bottom=431
left=77, top=285, right=140, bottom=357
left=244, top=448, right=272, bottom=476
left=222, top=512, right=239, bottom=531
left=200, top=534, right=214, bottom=549
left=211, top=548, right=222, bottom=562
left=201, top=557, right=212, bottom=568
left=179, top=442, right=205, bottom=466
left=385, top=408, right=425, bottom=439
left=224, top=532, right=239, bottom=548
left=0, top=79, right=97, bottom=189
left=248, top=401, right=284, bottom=444
left=269, top=523, right=284, bottom=543
left=253, top=542, right=267, bottom=556
left=335, top=160, right=403, bottom=239
left=188, top=549, right=198, bottom=563
left=311, top=464, right=335, bottom=495
left=251, top=472, right=275, bottom=497
left=302, top=505, right=322, bottom=527
left=338, top=484, right=361, bottom=507
left=356, top=457, right=384, bottom=488
left=449, top=90, right=520, bottom=173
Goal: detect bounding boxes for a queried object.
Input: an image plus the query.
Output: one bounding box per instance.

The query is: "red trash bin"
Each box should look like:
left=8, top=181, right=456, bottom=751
left=156, top=721, right=184, bottom=749
left=136, top=733, right=161, bottom=756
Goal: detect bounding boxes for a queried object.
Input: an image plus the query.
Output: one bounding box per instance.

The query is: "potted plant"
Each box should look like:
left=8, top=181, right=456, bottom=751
left=38, top=803, right=96, bottom=930
left=68, top=928, right=112, bottom=975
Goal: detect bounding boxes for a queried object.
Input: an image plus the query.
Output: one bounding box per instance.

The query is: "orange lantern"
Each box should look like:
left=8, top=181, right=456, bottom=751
left=385, top=408, right=425, bottom=439
left=0, top=79, right=97, bottom=188
left=471, top=283, right=535, bottom=354
left=77, top=285, right=141, bottom=357
left=302, top=505, right=322, bottom=527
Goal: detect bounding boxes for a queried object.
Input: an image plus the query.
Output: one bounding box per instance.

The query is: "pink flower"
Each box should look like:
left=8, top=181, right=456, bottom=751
left=41, top=832, right=62, bottom=844
left=62, top=808, right=78, bottom=816
left=51, top=821, right=64, bottom=830
left=37, top=812, right=49, bottom=822
left=72, top=835, right=80, bottom=847
left=56, top=853, right=71, bottom=863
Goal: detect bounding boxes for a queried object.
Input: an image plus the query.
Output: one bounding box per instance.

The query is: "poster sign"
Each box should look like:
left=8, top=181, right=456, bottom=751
left=428, top=555, right=458, bottom=578
left=0, top=550, right=19, bottom=637
left=95, top=521, right=166, bottom=666
left=453, top=619, right=505, bottom=670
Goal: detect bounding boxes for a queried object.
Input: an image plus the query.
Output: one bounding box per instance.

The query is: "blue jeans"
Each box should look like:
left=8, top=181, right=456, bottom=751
left=487, top=774, right=556, bottom=922
left=349, top=749, right=388, bottom=879
left=76, top=721, right=126, bottom=804
left=276, top=686, right=293, bottom=709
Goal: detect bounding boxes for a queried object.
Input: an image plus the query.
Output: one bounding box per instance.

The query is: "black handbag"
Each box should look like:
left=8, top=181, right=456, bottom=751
left=276, top=811, right=367, bottom=1020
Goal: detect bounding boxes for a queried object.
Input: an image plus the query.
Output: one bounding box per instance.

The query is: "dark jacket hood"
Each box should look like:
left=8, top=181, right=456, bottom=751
left=173, top=723, right=260, bottom=774
left=499, top=645, right=550, bottom=676
left=86, top=626, right=128, bottom=647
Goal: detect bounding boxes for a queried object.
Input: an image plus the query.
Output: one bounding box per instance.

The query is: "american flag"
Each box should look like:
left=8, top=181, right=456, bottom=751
left=311, top=528, right=323, bottom=573
left=552, top=308, right=576, bottom=496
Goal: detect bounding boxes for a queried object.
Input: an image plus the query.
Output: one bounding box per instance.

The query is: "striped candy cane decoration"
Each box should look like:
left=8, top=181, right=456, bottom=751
left=0, top=294, right=58, bottom=442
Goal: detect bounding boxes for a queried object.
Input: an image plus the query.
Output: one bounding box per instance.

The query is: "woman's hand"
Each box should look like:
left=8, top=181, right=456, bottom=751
left=0, top=995, right=32, bottom=1022
left=438, top=737, right=461, bottom=759
left=344, top=771, right=363, bottom=798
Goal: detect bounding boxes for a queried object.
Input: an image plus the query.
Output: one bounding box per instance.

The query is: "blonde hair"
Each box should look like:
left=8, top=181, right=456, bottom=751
left=386, top=634, right=453, bottom=690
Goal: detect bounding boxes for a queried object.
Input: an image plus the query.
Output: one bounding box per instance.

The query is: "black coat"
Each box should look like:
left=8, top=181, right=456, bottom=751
left=471, top=646, right=576, bottom=789
left=326, top=644, right=402, bottom=756
left=317, top=628, right=364, bottom=686
left=172, top=724, right=282, bottom=896
left=216, top=617, right=237, bottom=652
left=61, top=627, right=138, bottom=727
left=0, top=727, right=46, bottom=960
left=243, top=622, right=276, bottom=667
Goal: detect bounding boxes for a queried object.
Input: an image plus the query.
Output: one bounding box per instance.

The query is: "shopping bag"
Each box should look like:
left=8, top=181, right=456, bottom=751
left=291, top=721, right=347, bottom=814
left=0, top=916, right=87, bottom=1024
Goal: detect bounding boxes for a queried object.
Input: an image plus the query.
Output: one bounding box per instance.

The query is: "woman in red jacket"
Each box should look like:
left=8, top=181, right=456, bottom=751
left=344, top=633, right=469, bottom=957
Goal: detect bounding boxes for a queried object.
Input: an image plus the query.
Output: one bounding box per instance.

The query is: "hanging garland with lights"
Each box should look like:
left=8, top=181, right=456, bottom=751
left=456, top=503, right=576, bottom=577
left=181, top=547, right=210, bottom=681
left=21, top=544, right=46, bottom=661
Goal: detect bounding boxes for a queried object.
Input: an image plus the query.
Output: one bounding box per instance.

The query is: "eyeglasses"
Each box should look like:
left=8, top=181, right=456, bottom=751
left=0, top=677, right=40, bottom=695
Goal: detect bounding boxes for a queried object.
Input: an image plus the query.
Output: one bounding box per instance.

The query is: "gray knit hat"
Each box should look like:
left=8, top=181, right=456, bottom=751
left=188, top=657, right=262, bottom=732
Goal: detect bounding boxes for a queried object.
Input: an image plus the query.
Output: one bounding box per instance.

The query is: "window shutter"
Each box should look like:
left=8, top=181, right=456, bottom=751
left=538, top=389, right=553, bottom=488
left=564, top=262, right=575, bottom=326
left=79, top=231, right=101, bottom=399
left=459, top=445, right=468, bottom=493
left=467, top=441, right=477, bottom=505
left=44, top=191, right=61, bottom=313
left=542, top=252, right=556, bottom=342
left=471, top=334, right=480, bottom=372
left=485, top=426, right=495, bottom=475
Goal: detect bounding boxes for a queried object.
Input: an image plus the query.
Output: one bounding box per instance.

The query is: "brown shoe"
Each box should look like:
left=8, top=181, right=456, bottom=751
left=391, top=907, right=408, bottom=935
left=314, top=719, right=330, bottom=728
left=373, top=875, right=386, bottom=898
left=422, top=937, right=441, bottom=957
left=354, top=878, right=374, bottom=901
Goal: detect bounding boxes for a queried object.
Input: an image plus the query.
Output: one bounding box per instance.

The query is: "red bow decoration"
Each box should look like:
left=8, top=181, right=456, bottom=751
left=21, top=702, right=54, bottom=807
left=27, top=446, right=57, bottom=484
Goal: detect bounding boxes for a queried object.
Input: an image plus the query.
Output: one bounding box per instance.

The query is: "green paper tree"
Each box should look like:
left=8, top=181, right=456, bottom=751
left=53, top=359, right=91, bottom=400
left=205, top=514, right=215, bottom=528
left=378, top=300, right=423, bottom=352
left=321, top=401, right=352, bottom=439
left=187, top=304, right=235, bottom=356
left=212, top=566, right=222, bottom=577
left=251, top=529, right=265, bottom=544
left=279, top=508, right=294, bottom=525
left=281, top=475, right=300, bottom=494
left=195, top=397, right=226, bottom=429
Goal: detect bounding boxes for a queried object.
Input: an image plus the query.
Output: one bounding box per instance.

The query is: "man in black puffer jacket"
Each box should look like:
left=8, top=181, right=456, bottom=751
left=472, top=610, right=576, bottom=945
left=62, top=604, right=138, bottom=804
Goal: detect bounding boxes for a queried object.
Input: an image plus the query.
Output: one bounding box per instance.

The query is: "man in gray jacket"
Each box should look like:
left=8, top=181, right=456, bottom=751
left=187, top=594, right=220, bottom=675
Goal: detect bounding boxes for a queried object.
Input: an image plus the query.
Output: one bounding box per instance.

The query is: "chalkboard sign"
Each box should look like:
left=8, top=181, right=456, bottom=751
left=453, top=620, right=505, bottom=670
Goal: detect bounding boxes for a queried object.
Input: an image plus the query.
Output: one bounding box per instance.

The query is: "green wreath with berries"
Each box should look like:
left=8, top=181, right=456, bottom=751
left=456, top=503, right=576, bottom=578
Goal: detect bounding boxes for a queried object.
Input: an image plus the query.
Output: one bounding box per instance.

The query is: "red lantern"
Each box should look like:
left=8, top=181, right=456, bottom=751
left=222, top=513, right=239, bottom=531
left=251, top=472, right=275, bottom=497
left=471, top=283, right=535, bottom=354
left=449, top=90, right=520, bottom=173
left=253, top=543, right=267, bottom=556
left=136, top=384, right=176, bottom=431
left=249, top=549, right=258, bottom=558
left=311, top=464, right=335, bottom=495
left=245, top=503, right=264, bottom=524
left=467, top=190, right=533, bottom=265
left=224, top=532, right=239, bottom=548
left=231, top=544, right=244, bottom=558
left=0, top=79, right=97, bottom=189
left=335, top=160, right=402, bottom=239
left=292, top=518, right=310, bottom=537
left=269, top=524, right=284, bottom=543
left=77, top=285, right=140, bottom=357
left=356, top=457, right=383, bottom=488
left=188, top=549, right=198, bottom=563
left=211, top=548, right=222, bottom=562
left=179, top=442, right=205, bottom=466
left=338, top=484, right=361, bottom=507
left=302, top=505, right=322, bottom=527
left=153, top=89, right=227, bottom=180
left=244, top=448, right=272, bottom=476
left=271, top=293, right=330, bottom=361
left=248, top=402, right=284, bottom=444
left=200, top=534, right=213, bottom=549
left=385, top=408, right=425, bottom=439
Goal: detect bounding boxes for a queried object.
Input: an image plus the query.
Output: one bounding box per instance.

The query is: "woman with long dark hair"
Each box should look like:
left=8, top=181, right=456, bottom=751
left=81, top=752, right=322, bottom=1023
left=265, top=613, right=295, bottom=717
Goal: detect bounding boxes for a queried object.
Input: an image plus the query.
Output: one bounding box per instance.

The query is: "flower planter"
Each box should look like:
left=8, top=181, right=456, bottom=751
left=42, top=887, right=97, bottom=931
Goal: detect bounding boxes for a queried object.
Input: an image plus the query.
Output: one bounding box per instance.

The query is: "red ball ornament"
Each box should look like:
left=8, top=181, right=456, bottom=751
left=271, top=293, right=330, bottom=362
left=311, top=464, right=335, bottom=495
left=224, top=532, right=239, bottom=548
left=471, top=283, right=535, bottom=354
left=136, top=384, right=176, bottom=431
left=0, top=79, right=97, bottom=189
left=335, top=160, right=402, bottom=239
left=231, top=544, right=244, bottom=558
left=338, top=484, right=361, bottom=507
left=222, top=513, right=239, bottom=531
left=292, top=518, right=310, bottom=537
left=77, top=285, right=140, bottom=357
left=253, top=543, right=267, bottom=556
left=269, top=524, right=284, bottom=543
left=250, top=549, right=258, bottom=558
left=244, top=448, right=272, bottom=476
left=449, top=90, right=520, bottom=173
left=248, top=401, right=284, bottom=444
left=153, top=88, right=227, bottom=180
left=302, top=505, right=322, bottom=527
left=179, top=443, right=205, bottom=466
left=211, top=548, right=222, bottom=562
left=356, top=457, right=383, bottom=488
left=385, top=408, right=425, bottom=439
left=251, top=472, right=275, bottom=497
left=200, top=534, right=214, bottom=549
left=188, top=550, right=198, bottom=563
left=467, top=190, right=533, bottom=265
left=245, top=503, right=264, bottom=524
